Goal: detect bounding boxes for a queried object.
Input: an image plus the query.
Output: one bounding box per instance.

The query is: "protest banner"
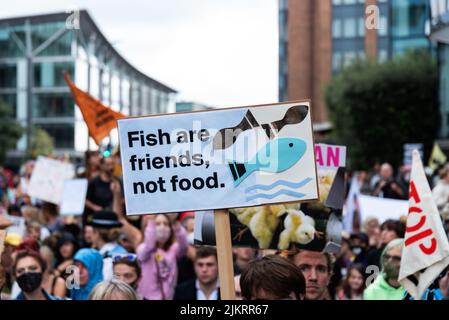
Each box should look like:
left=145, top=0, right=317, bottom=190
left=64, top=73, right=126, bottom=145
left=118, top=100, right=318, bottom=299
left=60, top=179, right=88, bottom=216
left=27, top=156, right=75, bottom=205
left=358, top=195, right=408, bottom=224
left=194, top=144, right=345, bottom=253
left=6, top=215, right=26, bottom=237
left=399, top=150, right=449, bottom=300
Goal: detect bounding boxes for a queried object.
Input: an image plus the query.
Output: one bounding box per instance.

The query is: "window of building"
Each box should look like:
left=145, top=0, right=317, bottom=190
left=0, top=64, right=17, bottom=88
left=333, top=52, right=343, bottom=71
left=378, top=16, right=388, bottom=36
left=0, top=93, right=17, bottom=117
left=34, top=61, right=74, bottom=87
left=32, top=93, right=74, bottom=118
left=358, top=17, right=365, bottom=37
left=31, top=22, right=72, bottom=57
left=34, top=123, right=74, bottom=149
left=0, top=26, right=26, bottom=58
left=378, top=49, right=389, bottom=62
left=344, top=18, right=357, bottom=38
left=344, top=51, right=357, bottom=67
left=333, top=19, right=342, bottom=38
left=391, top=0, right=429, bottom=37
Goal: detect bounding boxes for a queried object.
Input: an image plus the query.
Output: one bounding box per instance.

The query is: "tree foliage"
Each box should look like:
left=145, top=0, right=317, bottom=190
left=325, top=50, right=440, bottom=170
left=0, top=99, right=23, bottom=165
left=28, top=128, right=54, bottom=159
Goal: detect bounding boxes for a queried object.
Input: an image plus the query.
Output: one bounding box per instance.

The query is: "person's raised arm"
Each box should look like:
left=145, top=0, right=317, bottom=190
left=136, top=217, right=157, bottom=262
left=172, top=219, right=189, bottom=260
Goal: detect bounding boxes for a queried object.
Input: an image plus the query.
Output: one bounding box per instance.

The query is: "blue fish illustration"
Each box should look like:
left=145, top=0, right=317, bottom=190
left=228, top=137, right=307, bottom=186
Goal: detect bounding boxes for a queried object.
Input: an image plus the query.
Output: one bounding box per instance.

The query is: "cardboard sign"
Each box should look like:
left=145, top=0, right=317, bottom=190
left=118, top=101, right=319, bottom=215
left=6, top=215, right=26, bottom=237
left=27, top=156, right=75, bottom=205
left=60, top=179, right=88, bottom=216
left=194, top=144, right=346, bottom=251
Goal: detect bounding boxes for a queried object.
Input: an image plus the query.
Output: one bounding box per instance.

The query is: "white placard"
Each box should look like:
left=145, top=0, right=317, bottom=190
left=27, top=156, right=75, bottom=205
left=358, top=195, right=409, bottom=224
left=60, top=179, right=88, bottom=216
left=118, top=101, right=319, bottom=215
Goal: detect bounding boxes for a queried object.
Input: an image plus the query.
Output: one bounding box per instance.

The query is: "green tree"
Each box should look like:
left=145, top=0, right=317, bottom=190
left=28, top=128, right=54, bottom=159
left=0, top=99, right=23, bottom=165
left=325, top=50, right=440, bottom=170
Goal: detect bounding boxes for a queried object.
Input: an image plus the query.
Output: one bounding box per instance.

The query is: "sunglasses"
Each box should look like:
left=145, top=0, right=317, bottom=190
left=112, top=254, right=137, bottom=263
left=383, top=254, right=401, bottom=263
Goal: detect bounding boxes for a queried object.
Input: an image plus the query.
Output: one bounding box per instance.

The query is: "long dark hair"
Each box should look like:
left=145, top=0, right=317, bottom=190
left=341, top=264, right=366, bottom=299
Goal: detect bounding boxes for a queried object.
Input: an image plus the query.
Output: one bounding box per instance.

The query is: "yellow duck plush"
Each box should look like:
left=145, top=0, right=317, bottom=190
left=230, top=203, right=300, bottom=249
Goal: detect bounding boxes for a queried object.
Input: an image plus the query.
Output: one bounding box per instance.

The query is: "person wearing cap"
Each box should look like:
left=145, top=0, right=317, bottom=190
left=91, top=210, right=127, bottom=280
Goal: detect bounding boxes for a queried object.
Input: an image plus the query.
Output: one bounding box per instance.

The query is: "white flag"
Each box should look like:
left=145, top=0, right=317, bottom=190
left=399, top=150, right=449, bottom=300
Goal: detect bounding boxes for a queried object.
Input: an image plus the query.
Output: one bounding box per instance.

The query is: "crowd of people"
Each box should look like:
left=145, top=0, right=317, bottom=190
left=1, top=152, right=449, bottom=300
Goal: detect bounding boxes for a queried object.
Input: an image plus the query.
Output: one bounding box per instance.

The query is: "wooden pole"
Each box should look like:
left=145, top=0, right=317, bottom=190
left=214, top=209, right=235, bottom=300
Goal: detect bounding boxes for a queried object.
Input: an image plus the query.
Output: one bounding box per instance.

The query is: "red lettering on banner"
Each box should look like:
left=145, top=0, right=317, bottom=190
left=405, top=229, right=433, bottom=247
left=419, top=238, right=437, bottom=255
left=409, top=180, right=420, bottom=204
left=315, top=145, right=323, bottom=167
left=406, top=215, right=426, bottom=233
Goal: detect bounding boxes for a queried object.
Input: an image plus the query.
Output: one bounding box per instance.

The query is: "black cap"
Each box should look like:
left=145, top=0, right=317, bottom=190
left=91, top=210, right=122, bottom=229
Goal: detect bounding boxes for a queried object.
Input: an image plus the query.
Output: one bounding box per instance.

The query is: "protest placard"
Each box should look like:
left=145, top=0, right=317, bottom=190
left=118, top=101, right=318, bottom=215
left=194, top=144, right=346, bottom=252
left=60, top=179, right=88, bottom=216
left=358, top=194, right=408, bottom=224
left=27, top=156, right=75, bottom=205
left=119, top=100, right=318, bottom=299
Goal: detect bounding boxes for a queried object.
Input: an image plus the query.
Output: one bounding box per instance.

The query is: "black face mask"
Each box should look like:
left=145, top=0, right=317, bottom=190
left=17, top=272, right=42, bottom=293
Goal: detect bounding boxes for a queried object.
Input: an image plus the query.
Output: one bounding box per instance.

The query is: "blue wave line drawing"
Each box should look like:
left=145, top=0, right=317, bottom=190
left=245, top=177, right=313, bottom=193
left=246, top=189, right=306, bottom=202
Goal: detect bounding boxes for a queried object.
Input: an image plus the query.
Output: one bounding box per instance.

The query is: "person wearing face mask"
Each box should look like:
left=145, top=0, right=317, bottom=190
left=137, top=213, right=188, bottom=300
left=364, top=238, right=406, bottom=300
left=14, top=250, right=65, bottom=300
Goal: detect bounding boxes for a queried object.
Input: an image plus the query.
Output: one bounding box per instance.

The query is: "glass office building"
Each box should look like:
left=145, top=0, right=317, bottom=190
left=0, top=10, right=176, bottom=158
left=430, top=0, right=449, bottom=138
left=332, top=0, right=430, bottom=72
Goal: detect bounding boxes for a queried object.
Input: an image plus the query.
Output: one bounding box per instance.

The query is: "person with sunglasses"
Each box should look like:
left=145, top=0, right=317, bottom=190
left=112, top=254, right=141, bottom=292
left=364, top=238, right=406, bottom=300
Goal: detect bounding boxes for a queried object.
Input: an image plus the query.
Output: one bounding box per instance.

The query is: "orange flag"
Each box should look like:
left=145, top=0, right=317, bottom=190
left=64, top=73, right=126, bottom=145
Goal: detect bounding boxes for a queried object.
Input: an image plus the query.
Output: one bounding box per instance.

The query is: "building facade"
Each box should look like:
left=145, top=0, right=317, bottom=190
left=0, top=10, right=176, bottom=158
left=279, top=0, right=431, bottom=129
left=175, top=101, right=214, bottom=113
left=430, top=0, right=449, bottom=139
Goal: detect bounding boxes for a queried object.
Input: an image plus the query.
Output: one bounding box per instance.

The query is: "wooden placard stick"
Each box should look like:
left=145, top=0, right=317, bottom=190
left=214, top=209, right=235, bottom=300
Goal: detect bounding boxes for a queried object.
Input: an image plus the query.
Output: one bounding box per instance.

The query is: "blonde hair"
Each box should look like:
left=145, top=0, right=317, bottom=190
left=88, top=278, right=139, bottom=300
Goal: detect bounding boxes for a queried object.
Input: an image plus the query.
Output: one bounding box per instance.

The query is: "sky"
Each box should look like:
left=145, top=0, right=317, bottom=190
left=0, top=0, right=279, bottom=108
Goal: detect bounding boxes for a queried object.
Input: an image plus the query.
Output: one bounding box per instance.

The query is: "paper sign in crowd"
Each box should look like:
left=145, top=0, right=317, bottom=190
left=118, top=101, right=319, bottom=215
left=27, top=156, right=75, bottom=205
